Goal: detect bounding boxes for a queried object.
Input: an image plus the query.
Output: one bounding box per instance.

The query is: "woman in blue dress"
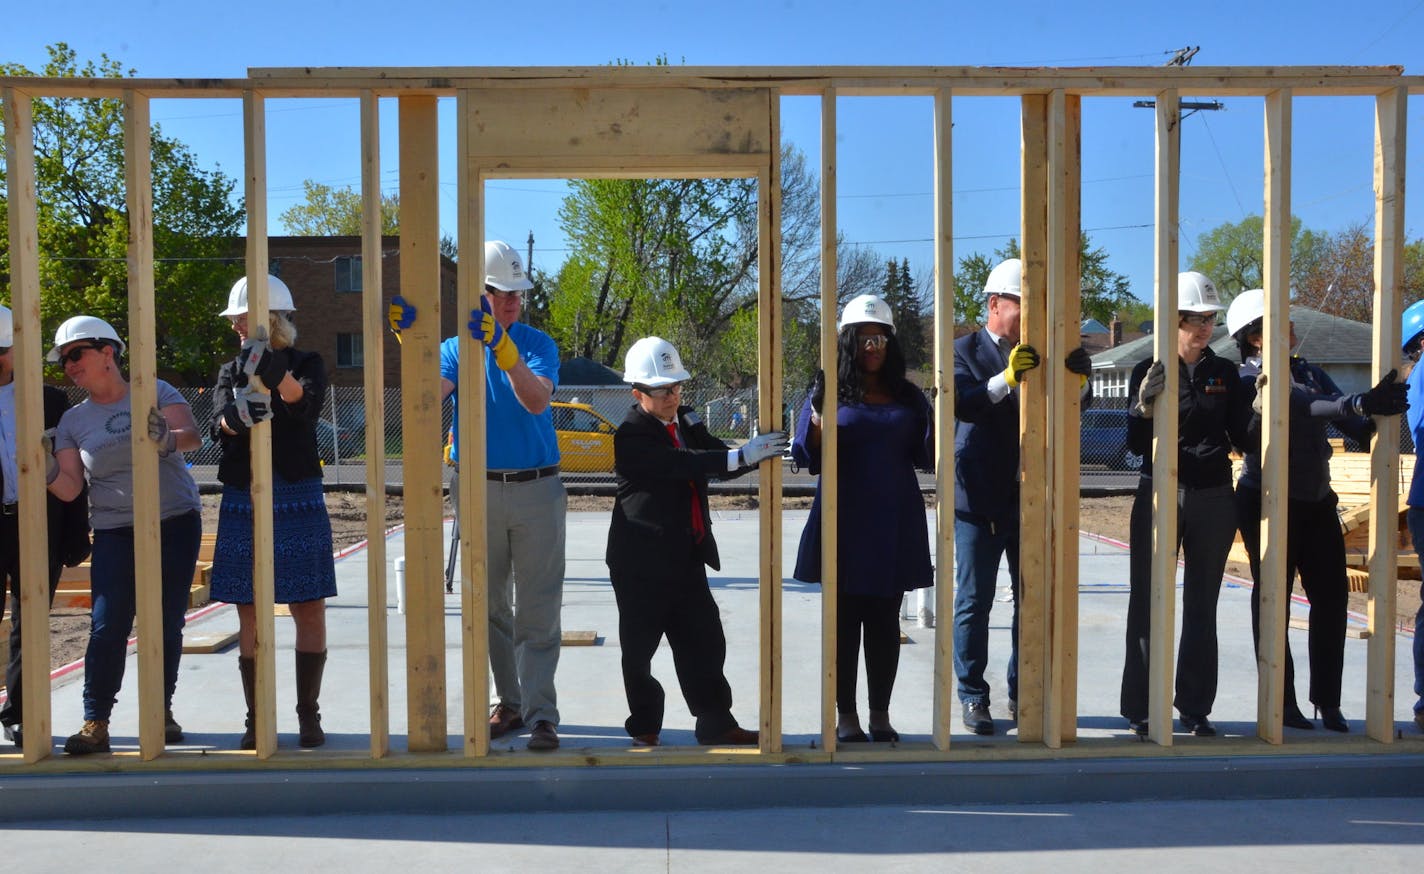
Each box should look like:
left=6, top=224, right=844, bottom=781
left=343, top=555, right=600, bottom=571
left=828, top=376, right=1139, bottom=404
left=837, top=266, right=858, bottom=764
left=209, top=275, right=338, bottom=749
left=792, top=294, right=934, bottom=743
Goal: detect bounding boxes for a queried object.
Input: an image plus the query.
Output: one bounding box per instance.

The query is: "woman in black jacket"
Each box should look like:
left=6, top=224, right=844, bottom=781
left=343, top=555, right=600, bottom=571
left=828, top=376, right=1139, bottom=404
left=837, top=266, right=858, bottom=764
left=1120, top=272, right=1253, bottom=738
left=209, top=276, right=336, bottom=749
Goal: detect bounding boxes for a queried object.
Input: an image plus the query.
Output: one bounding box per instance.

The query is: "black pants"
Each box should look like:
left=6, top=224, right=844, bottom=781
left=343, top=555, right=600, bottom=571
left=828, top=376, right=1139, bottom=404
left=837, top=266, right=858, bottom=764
left=1121, top=479, right=1236, bottom=721
left=1236, top=486, right=1348, bottom=709
left=610, top=552, right=737, bottom=743
left=0, top=513, right=63, bottom=728
left=836, top=591, right=903, bottom=714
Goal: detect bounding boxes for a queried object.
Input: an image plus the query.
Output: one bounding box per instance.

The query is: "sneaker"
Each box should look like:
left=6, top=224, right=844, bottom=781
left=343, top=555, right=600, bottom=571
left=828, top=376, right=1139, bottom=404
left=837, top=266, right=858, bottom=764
left=3, top=723, right=21, bottom=748
left=489, top=702, right=525, bottom=740
left=1180, top=713, right=1216, bottom=737
left=64, top=720, right=111, bottom=756
left=527, top=720, right=559, bottom=751
left=1127, top=718, right=1149, bottom=738
left=165, top=711, right=185, bottom=744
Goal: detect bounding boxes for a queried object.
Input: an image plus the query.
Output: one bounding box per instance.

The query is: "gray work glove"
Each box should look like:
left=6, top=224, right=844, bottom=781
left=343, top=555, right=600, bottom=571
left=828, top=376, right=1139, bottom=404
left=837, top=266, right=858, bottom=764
left=148, top=406, right=177, bottom=457
left=1252, top=372, right=1267, bottom=416
left=41, top=429, right=59, bottom=484
left=740, top=430, right=790, bottom=466
left=224, top=386, right=275, bottom=432
left=1132, top=360, right=1166, bottom=418
left=235, top=325, right=289, bottom=392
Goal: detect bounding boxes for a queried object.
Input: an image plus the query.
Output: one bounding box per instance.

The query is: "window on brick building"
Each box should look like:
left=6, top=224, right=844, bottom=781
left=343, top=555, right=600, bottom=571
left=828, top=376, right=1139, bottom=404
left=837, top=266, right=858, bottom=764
left=336, top=333, right=364, bottom=368
left=335, top=256, right=362, bottom=293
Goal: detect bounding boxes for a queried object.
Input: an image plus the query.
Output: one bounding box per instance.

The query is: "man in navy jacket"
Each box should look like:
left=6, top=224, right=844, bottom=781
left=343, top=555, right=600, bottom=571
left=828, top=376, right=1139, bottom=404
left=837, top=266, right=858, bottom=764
left=952, top=259, right=1093, bottom=735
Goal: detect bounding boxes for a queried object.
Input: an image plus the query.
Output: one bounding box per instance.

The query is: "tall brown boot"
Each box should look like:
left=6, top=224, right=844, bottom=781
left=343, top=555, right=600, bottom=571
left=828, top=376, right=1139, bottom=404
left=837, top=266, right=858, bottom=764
left=295, top=649, right=326, bottom=748
left=238, top=656, right=256, bottom=750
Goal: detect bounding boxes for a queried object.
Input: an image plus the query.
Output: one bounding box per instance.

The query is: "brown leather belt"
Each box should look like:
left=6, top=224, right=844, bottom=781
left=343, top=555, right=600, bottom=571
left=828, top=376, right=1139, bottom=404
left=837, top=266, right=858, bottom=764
left=486, top=465, right=560, bottom=484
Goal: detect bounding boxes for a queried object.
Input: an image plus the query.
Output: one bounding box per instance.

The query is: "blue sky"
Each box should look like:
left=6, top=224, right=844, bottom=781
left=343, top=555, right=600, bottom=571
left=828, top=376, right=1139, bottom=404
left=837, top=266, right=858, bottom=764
left=6, top=0, right=1424, bottom=303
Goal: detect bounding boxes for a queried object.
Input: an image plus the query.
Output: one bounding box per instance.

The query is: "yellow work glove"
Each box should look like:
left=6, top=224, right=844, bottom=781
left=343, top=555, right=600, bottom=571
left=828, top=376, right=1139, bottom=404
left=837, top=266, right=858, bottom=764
left=469, top=296, right=520, bottom=371
left=387, top=295, right=416, bottom=345
left=1001, top=343, right=1041, bottom=388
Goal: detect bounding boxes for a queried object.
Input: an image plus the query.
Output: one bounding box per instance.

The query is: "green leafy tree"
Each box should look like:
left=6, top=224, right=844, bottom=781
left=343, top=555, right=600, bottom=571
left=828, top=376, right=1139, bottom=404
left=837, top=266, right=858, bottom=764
left=277, top=179, right=457, bottom=259
left=547, top=143, right=885, bottom=390
left=1187, top=214, right=1328, bottom=302
left=954, top=233, right=1132, bottom=327
left=1, top=44, right=244, bottom=383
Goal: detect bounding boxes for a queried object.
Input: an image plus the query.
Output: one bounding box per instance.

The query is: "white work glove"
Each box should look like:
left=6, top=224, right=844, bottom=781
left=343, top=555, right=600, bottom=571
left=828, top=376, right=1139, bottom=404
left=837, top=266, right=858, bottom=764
left=148, top=406, right=177, bottom=457
left=1252, top=372, right=1267, bottom=416
left=740, top=431, right=789, bottom=466
left=1132, top=360, right=1166, bottom=418
left=41, top=429, right=59, bottom=484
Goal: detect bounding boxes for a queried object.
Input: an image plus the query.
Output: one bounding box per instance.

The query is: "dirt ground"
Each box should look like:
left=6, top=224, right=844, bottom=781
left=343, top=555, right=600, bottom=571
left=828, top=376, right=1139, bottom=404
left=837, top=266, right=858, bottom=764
left=22, top=492, right=1422, bottom=677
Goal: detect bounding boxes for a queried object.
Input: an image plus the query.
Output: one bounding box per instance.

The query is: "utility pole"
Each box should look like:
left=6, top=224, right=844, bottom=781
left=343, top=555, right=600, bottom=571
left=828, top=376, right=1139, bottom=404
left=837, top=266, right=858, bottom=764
left=527, top=231, right=535, bottom=276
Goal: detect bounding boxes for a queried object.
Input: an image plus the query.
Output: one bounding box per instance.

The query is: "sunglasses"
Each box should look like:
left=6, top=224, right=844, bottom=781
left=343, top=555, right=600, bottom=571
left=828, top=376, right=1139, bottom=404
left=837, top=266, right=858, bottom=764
left=486, top=287, right=523, bottom=300
left=636, top=382, right=683, bottom=399
left=1179, top=313, right=1216, bottom=328
left=58, top=343, right=103, bottom=364
left=860, top=334, right=890, bottom=351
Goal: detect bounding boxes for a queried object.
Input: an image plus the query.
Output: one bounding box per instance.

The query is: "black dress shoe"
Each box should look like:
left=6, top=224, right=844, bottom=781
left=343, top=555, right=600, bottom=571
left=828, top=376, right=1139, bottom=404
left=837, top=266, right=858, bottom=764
left=1282, top=703, right=1314, bottom=730
left=1318, top=706, right=1349, bottom=733
left=1180, top=714, right=1216, bottom=737
left=868, top=727, right=899, bottom=743
left=836, top=728, right=869, bottom=743
left=963, top=702, right=994, bottom=736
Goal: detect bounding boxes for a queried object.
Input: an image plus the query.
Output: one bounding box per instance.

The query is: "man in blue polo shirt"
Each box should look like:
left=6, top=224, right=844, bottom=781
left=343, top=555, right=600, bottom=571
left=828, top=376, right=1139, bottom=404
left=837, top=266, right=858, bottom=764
left=399, top=240, right=565, bottom=752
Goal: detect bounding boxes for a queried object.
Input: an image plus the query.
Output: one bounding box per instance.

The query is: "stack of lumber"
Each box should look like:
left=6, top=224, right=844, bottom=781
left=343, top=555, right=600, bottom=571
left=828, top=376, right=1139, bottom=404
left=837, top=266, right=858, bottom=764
left=55, top=532, right=216, bottom=610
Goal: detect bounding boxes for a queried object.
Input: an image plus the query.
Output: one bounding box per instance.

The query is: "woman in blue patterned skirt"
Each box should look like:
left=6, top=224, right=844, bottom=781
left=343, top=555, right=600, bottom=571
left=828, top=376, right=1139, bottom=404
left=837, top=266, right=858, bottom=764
left=209, top=275, right=337, bottom=749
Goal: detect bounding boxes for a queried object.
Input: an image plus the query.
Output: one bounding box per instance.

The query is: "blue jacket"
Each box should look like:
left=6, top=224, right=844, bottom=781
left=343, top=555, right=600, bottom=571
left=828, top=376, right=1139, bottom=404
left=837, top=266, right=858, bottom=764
left=1408, top=362, right=1424, bottom=508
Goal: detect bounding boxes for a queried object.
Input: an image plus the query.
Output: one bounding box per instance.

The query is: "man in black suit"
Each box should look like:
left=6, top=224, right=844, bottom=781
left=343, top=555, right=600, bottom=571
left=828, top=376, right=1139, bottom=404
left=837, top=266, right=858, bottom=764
left=952, top=260, right=1094, bottom=736
left=0, top=305, right=90, bottom=747
left=605, top=336, right=788, bottom=747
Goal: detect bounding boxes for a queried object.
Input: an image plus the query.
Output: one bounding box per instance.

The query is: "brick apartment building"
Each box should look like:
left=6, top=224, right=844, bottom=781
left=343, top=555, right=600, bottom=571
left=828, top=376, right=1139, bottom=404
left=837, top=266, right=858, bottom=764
left=261, top=235, right=460, bottom=389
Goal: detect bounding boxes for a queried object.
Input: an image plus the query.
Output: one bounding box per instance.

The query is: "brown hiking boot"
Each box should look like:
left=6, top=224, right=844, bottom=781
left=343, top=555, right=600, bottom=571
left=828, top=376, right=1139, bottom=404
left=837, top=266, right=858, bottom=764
left=489, top=702, right=524, bottom=739
left=64, top=720, right=110, bottom=756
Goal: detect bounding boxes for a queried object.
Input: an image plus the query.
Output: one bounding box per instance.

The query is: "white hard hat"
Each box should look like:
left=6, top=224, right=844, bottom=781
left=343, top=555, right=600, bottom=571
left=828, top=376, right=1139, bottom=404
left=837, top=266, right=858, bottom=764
left=837, top=294, right=895, bottom=332
left=623, top=336, right=692, bottom=387
left=0, top=304, right=11, bottom=347
left=1225, top=288, right=1267, bottom=338
left=1178, top=271, right=1225, bottom=314
left=484, top=240, right=534, bottom=292
left=47, top=315, right=126, bottom=362
left=984, top=258, right=1023, bottom=300
left=221, top=274, right=296, bottom=317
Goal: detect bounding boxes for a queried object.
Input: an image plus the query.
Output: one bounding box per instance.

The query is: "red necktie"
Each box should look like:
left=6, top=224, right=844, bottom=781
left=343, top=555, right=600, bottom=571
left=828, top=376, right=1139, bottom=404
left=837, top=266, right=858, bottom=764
left=666, top=421, right=706, bottom=543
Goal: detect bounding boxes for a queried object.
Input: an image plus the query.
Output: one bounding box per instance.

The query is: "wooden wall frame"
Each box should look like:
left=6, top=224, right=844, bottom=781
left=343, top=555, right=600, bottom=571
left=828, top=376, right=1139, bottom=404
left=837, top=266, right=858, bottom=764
left=0, top=65, right=1419, bottom=774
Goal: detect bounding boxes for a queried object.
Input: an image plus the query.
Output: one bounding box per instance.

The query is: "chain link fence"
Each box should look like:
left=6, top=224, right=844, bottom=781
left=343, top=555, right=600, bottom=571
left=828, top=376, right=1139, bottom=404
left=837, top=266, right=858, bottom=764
left=62, top=382, right=1414, bottom=489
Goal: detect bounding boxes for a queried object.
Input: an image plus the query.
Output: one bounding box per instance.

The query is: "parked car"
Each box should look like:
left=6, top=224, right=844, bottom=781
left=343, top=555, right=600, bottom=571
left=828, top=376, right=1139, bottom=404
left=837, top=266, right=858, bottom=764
left=551, top=401, right=617, bottom=473
left=189, top=419, right=365, bottom=466
left=1080, top=408, right=1141, bottom=471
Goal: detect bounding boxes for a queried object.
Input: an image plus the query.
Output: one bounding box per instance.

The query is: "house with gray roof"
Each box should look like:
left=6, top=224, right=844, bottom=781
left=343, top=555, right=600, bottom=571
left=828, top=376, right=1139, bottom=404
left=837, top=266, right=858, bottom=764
left=1088, top=307, right=1376, bottom=401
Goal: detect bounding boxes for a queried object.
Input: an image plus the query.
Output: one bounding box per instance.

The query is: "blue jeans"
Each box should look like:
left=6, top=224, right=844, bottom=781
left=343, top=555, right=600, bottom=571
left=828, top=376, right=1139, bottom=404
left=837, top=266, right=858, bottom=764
left=953, top=514, right=1019, bottom=706
left=83, top=511, right=201, bottom=722
left=1406, top=508, right=1424, bottom=715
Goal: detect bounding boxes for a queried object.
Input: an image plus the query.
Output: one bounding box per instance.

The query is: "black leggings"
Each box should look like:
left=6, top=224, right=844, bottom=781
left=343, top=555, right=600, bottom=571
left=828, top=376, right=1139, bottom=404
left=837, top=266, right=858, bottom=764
left=836, top=591, right=904, bottom=714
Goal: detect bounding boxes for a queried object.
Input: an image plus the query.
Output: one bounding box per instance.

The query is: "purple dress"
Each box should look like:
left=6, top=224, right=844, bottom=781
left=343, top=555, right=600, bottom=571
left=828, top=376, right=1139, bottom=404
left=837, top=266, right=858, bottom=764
left=791, top=391, right=934, bottom=596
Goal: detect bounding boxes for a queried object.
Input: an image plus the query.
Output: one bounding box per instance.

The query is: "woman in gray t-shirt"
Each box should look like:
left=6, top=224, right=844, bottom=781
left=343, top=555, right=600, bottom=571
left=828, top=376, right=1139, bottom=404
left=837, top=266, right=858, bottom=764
left=44, top=315, right=202, bottom=756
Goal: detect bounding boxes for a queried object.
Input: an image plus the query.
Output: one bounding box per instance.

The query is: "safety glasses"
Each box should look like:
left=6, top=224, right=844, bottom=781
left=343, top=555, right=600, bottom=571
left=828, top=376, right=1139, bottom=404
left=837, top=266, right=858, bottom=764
left=636, top=382, right=683, bottom=399
left=860, top=334, right=889, bottom=351
left=1179, top=313, right=1216, bottom=329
